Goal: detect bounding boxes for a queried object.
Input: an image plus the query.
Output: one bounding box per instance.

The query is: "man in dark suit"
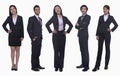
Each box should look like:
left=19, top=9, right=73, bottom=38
left=75, top=5, right=91, bottom=72
left=27, top=5, right=45, bottom=71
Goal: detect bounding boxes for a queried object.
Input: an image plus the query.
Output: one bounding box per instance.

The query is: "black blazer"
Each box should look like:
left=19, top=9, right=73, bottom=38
left=27, top=16, right=42, bottom=39
left=46, top=15, right=73, bottom=33
left=75, top=14, right=91, bottom=36
left=2, top=15, right=24, bottom=38
left=96, top=15, right=118, bottom=36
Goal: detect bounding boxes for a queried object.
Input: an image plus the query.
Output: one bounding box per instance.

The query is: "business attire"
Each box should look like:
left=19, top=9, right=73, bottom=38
left=46, top=15, right=73, bottom=71
left=27, top=15, right=44, bottom=71
left=93, top=14, right=118, bottom=71
left=75, top=14, right=91, bottom=71
left=2, top=15, right=24, bottom=46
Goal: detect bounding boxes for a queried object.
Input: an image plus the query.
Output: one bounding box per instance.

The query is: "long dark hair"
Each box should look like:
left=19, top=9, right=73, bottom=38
left=53, top=5, right=63, bottom=16
left=103, top=5, right=110, bottom=14
left=9, top=5, right=17, bottom=16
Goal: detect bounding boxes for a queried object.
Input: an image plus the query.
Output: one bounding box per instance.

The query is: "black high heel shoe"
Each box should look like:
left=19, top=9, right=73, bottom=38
left=104, top=66, right=108, bottom=70
left=11, top=65, right=15, bottom=71
left=92, top=67, right=99, bottom=72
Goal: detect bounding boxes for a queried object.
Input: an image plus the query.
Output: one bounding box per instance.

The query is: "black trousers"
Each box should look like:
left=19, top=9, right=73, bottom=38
left=95, top=32, right=111, bottom=68
left=31, top=37, right=42, bottom=69
left=78, top=30, right=89, bottom=68
left=52, top=32, right=66, bottom=69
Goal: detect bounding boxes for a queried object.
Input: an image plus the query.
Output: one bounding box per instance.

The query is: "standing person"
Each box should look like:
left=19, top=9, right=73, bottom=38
left=75, top=5, right=91, bottom=72
left=27, top=5, right=45, bottom=71
left=46, top=5, right=73, bottom=72
left=92, top=5, right=118, bottom=72
left=2, top=5, right=24, bottom=71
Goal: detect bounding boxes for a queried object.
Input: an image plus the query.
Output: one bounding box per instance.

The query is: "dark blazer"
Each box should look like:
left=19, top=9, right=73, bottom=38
left=75, top=14, right=91, bottom=36
left=2, top=15, right=24, bottom=38
left=96, top=15, right=118, bottom=36
left=46, top=15, right=73, bottom=33
left=27, top=16, right=42, bottom=39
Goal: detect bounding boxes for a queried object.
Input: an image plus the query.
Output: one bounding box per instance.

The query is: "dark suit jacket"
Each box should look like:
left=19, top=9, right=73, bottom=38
left=96, top=15, right=118, bottom=36
left=75, top=14, right=91, bottom=36
left=27, top=16, right=42, bottom=39
left=46, top=15, right=73, bottom=33
left=2, top=15, right=24, bottom=38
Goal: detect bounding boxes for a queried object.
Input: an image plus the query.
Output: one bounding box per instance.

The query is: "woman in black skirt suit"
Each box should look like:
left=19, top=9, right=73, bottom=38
left=46, top=5, right=73, bottom=72
left=2, top=5, right=24, bottom=71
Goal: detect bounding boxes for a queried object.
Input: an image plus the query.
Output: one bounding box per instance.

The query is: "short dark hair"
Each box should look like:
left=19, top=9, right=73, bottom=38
left=9, top=5, right=17, bottom=16
left=80, top=5, right=88, bottom=11
left=33, top=5, right=40, bottom=11
left=103, top=5, right=110, bottom=10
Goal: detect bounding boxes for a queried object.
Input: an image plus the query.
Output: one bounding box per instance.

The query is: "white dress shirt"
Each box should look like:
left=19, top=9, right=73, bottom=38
left=104, top=14, right=109, bottom=22
left=58, top=15, right=64, bottom=31
left=12, top=15, right=18, bottom=25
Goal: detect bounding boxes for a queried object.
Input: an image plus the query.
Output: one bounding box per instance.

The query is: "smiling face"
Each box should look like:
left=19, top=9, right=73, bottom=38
left=55, top=6, right=61, bottom=15
left=103, top=7, right=109, bottom=15
left=10, top=6, right=17, bottom=15
left=34, top=7, right=40, bottom=15
left=81, top=7, right=87, bottom=15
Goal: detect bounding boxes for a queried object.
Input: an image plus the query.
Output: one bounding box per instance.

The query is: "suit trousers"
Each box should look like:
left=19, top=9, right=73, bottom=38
left=95, top=32, right=111, bottom=68
left=78, top=30, right=89, bottom=68
left=31, top=37, right=42, bottom=69
left=52, top=31, right=66, bottom=69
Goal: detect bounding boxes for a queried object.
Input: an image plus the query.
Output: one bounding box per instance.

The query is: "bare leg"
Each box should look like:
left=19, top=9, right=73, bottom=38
left=10, top=46, right=16, bottom=68
left=15, top=46, right=20, bottom=69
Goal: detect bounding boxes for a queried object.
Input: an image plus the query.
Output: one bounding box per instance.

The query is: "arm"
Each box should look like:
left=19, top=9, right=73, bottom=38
left=27, top=17, right=34, bottom=39
left=75, top=17, right=80, bottom=29
left=20, top=17, right=24, bottom=38
left=46, top=16, right=54, bottom=33
left=96, top=17, right=101, bottom=36
left=111, top=16, right=118, bottom=32
left=66, top=17, right=73, bottom=33
left=2, top=17, right=9, bottom=33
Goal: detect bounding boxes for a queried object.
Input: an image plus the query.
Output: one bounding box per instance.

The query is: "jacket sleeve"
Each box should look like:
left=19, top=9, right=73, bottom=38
left=27, top=17, right=34, bottom=39
left=20, top=16, right=24, bottom=38
left=2, top=17, right=9, bottom=33
left=66, top=17, right=73, bottom=33
left=96, top=16, right=101, bottom=36
left=75, top=17, right=80, bottom=29
left=111, top=16, right=118, bottom=32
left=45, top=16, right=54, bottom=33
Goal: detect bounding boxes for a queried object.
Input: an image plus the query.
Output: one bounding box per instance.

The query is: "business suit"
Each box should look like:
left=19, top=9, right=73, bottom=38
left=75, top=14, right=91, bottom=68
left=27, top=16, right=43, bottom=69
left=94, top=15, right=118, bottom=69
left=46, top=15, right=73, bottom=69
left=2, top=15, right=24, bottom=46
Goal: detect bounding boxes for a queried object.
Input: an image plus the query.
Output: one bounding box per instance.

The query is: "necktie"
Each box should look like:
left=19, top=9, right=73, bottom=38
left=38, top=17, right=42, bottom=25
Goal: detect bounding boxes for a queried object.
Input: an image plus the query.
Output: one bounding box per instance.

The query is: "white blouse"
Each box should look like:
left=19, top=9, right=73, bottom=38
left=12, top=15, right=18, bottom=25
left=104, top=14, right=109, bottom=22
left=58, top=15, right=64, bottom=31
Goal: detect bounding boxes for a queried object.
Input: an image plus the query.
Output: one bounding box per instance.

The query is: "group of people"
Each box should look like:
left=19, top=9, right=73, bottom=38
left=2, top=4, right=118, bottom=72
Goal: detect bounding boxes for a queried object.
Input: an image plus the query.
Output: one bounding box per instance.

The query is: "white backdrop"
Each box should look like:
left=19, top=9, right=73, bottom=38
left=0, top=0, right=120, bottom=76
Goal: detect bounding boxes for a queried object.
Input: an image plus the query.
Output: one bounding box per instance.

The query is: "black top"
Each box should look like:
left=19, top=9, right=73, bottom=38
left=27, top=16, right=42, bottom=39
left=75, top=14, right=91, bottom=36
left=96, top=15, right=118, bottom=36
left=46, top=15, right=73, bottom=33
left=2, top=15, right=24, bottom=38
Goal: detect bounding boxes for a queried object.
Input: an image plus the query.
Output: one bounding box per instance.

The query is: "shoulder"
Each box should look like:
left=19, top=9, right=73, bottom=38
left=29, top=16, right=35, bottom=20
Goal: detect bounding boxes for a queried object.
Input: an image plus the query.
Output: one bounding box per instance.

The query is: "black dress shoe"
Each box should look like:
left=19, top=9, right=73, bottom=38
left=32, top=68, right=40, bottom=71
left=59, top=68, right=63, bottom=72
left=92, top=67, right=99, bottom=72
left=104, top=66, right=108, bottom=70
left=11, top=68, right=14, bottom=71
left=38, top=66, right=45, bottom=69
left=76, top=65, right=83, bottom=68
left=55, top=68, right=58, bottom=71
left=82, top=67, right=89, bottom=72
left=14, top=68, right=18, bottom=71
